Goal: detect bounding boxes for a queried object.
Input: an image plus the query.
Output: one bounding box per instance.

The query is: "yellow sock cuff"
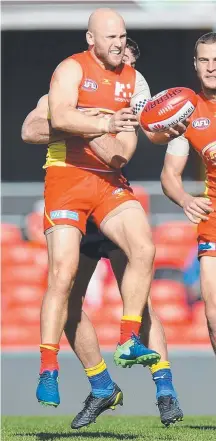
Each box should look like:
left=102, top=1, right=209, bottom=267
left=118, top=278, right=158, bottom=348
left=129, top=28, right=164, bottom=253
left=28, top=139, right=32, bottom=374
left=84, top=359, right=107, bottom=377
left=150, top=361, right=170, bottom=374
left=122, top=315, right=142, bottom=323
left=40, top=344, right=59, bottom=352
left=85, top=359, right=104, bottom=372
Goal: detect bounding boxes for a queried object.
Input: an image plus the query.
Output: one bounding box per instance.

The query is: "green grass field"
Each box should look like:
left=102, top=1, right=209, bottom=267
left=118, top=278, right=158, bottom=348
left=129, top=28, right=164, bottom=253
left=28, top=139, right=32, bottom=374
left=2, top=416, right=216, bottom=441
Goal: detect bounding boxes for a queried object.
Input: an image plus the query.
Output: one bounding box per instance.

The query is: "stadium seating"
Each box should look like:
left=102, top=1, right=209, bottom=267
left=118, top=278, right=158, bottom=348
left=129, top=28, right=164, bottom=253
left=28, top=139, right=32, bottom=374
left=153, top=221, right=197, bottom=246
left=2, top=241, right=47, bottom=266
left=2, top=324, right=40, bottom=346
left=190, top=301, right=209, bottom=344
left=154, top=243, right=191, bottom=270
left=25, top=211, right=45, bottom=244
left=151, top=279, right=191, bottom=326
left=1, top=220, right=209, bottom=349
left=1, top=223, right=22, bottom=244
left=132, top=185, right=150, bottom=214
left=1, top=228, right=47, bottom=347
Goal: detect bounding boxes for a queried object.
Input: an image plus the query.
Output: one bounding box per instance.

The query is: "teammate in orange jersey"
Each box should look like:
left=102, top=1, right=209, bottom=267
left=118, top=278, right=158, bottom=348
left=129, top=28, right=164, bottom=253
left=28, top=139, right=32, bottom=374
left=161, top=32, right=216, bottom=354
left=22, top=37, right=183, bottom=427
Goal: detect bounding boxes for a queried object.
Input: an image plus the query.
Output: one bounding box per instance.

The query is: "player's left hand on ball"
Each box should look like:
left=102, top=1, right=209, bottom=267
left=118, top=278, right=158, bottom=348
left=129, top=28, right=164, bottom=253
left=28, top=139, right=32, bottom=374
left=164, top=119, right=190, bottom=139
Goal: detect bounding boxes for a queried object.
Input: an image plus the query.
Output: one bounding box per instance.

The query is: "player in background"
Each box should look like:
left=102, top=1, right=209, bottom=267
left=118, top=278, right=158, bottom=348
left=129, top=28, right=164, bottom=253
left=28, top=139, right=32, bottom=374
left=123, top=37, right=140, bottom=68
left=22, top=37, right=183, bottom=427
left=161, top=32, right=216, bottom=354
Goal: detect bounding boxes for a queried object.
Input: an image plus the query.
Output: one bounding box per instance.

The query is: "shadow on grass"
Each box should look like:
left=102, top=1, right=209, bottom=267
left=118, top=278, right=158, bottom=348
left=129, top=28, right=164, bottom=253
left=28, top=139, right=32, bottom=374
left=185, top=425, right=216, bottom=431
left=16, top=432, right=139, bottom=440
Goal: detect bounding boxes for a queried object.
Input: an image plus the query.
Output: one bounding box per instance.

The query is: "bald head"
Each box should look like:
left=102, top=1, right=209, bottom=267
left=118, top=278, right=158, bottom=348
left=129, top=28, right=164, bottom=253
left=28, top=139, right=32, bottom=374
left=88, top=8, right=125, bottom=33
left=86, top=8, right=127, bottom=69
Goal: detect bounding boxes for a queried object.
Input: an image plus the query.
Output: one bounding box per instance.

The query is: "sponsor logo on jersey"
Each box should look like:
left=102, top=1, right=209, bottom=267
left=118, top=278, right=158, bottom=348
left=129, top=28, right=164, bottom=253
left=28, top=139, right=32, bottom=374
left=112, top=188, right=125, bottom=197
left=50, top=210, right=79, bottom=221
left=201, top=141, right=216, bottom=165
left=82, top=78, right=98, bottom=92
left=114, top=81, right=132, bottom=103
left=198, top=241, right=216, bottom=252
left=192, top=117, right=211, bottom=130
left=102, top=79, right=112, bottom=85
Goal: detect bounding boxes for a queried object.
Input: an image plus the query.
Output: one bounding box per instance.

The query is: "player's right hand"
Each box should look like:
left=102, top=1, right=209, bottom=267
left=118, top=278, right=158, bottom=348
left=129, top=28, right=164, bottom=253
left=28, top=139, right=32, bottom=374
left=164, top=119, right=190, bottom=139
left=182, top=194, right=214, bottom=224
left=107, top=108, right=139, bottom=133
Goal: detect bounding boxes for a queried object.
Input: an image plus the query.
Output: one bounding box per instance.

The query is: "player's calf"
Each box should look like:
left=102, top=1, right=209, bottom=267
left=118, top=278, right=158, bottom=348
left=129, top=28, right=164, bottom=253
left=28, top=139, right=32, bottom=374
left=101, top=205, right=158, bottom=366
left=205, top=301, right=216, bottom=354
left=200, top=255, right=216, bottom=355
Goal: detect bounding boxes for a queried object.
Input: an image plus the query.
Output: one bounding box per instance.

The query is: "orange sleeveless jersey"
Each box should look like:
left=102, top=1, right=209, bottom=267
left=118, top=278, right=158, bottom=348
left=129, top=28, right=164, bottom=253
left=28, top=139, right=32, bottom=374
left=44, top=50, right=136, bottom=171
left=185, top=92, right=216, bottom=195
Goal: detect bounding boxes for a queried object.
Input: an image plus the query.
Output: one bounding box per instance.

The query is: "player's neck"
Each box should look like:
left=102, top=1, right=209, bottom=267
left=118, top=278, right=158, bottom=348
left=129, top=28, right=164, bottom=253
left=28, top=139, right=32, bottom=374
left=89, top=49, right=117, bottom=72
left=202, top=86, right=216, bottom=102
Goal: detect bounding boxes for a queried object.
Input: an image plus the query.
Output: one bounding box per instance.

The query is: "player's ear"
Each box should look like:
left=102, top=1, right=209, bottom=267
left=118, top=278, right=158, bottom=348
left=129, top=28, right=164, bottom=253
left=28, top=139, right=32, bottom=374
left=86, top=31, right=94, bottom=46
left=194, top=56, right=197, bottom=71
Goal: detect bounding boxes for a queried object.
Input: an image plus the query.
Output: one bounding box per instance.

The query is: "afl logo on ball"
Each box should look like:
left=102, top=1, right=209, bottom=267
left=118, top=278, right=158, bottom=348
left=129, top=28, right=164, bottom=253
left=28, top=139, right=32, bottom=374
left=192, top=117, right=210, bottom=130
left=82, top=78, right=98, bottom=92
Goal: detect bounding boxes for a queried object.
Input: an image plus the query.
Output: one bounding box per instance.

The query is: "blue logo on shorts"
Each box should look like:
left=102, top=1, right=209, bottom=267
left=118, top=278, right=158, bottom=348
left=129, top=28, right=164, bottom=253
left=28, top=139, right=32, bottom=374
left=198, top=241, right=216, bottom=252
left=50, top=210, right=79, bottom=221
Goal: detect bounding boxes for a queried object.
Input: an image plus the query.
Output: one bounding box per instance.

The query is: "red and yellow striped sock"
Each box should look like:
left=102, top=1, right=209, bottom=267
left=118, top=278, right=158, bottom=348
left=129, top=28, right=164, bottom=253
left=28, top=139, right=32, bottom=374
left=120, top=315, right=142, bottom=345
left=40, top=344, right=60, bottom=374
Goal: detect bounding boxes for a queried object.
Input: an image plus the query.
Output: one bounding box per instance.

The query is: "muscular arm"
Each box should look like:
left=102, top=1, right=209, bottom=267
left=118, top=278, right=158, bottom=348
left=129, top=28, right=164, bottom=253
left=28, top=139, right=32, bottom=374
left=160, top=137, right=190, bottom=206
left=21, top=94, right=103, bottom=144
left=21, top=95, right=51, bottom=144
left=161, top=137, right=213, bottom=223
left=22, top=96, right=136, bottom=167
left=49, top=58, right=109, bottom=135
left=89, top=130, right=137, bottom=169
left=88, top=70, right=150, bottom=168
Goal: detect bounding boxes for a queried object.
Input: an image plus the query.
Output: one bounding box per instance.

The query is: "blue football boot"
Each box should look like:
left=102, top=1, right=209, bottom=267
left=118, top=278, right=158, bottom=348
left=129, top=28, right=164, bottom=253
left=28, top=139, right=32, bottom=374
left=36, top=369, right=60, bottom=407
